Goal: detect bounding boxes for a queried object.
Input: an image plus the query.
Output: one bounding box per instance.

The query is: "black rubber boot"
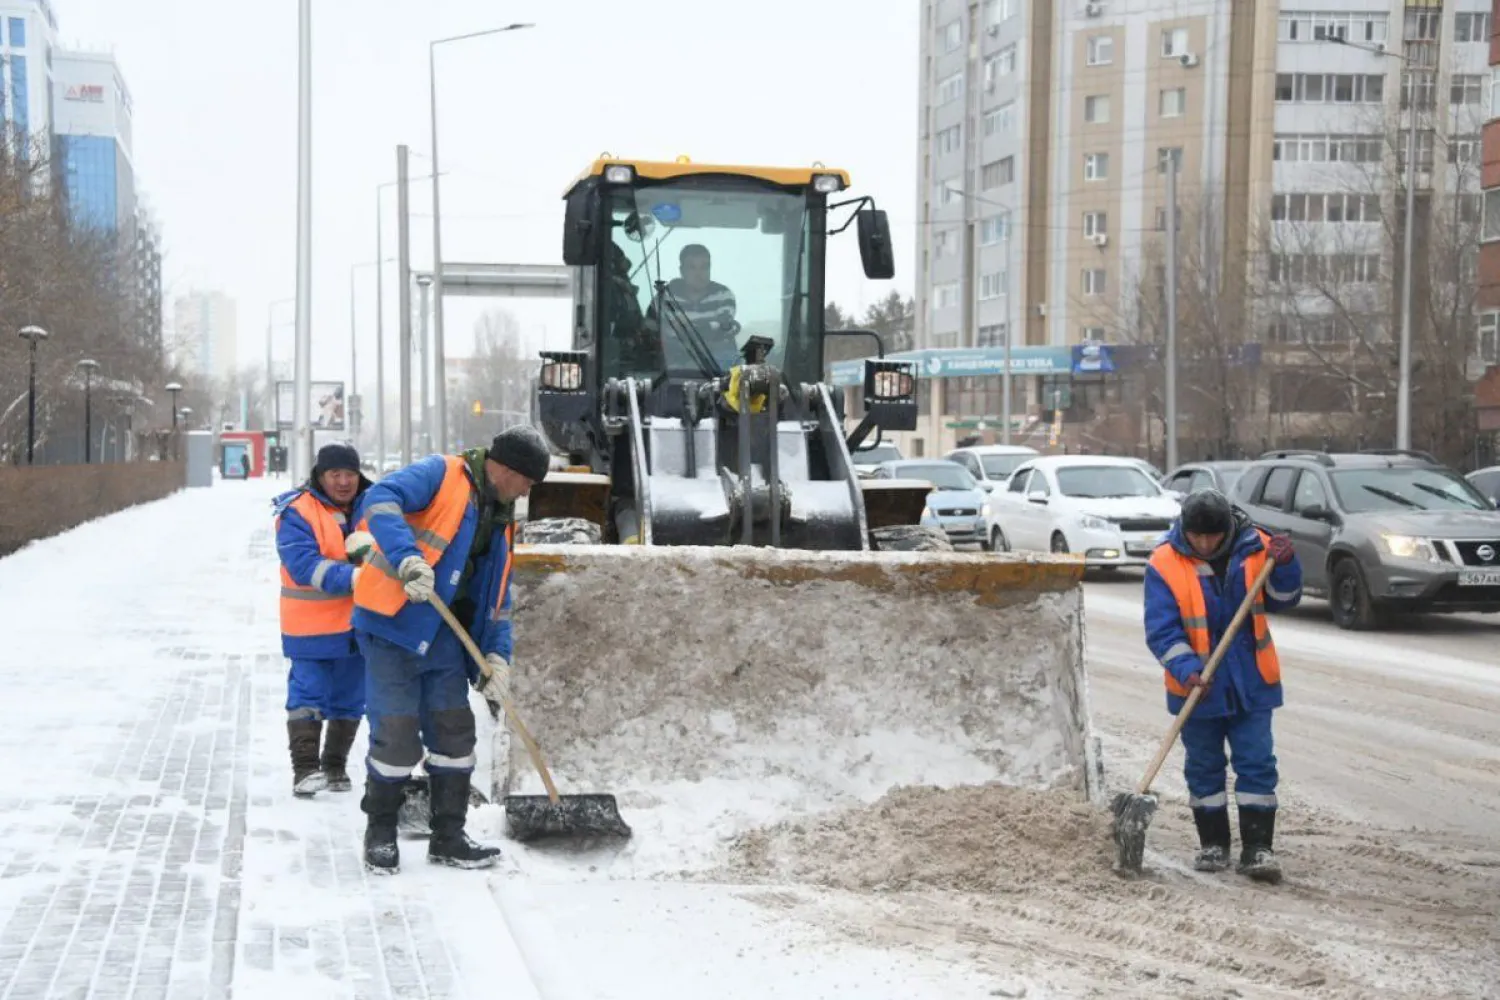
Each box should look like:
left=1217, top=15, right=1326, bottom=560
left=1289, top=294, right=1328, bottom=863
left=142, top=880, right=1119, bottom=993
left=321, top=719, right=360, bottom=792
left=426, top=771, right=501, bottom=870
left=1237, top=807, right=1282, bottom=884
left=1191, top=807, right=1232, bottom=872
left=287, top=719, right=327, bottom=797
left=361, top=778, right=407, bottom=875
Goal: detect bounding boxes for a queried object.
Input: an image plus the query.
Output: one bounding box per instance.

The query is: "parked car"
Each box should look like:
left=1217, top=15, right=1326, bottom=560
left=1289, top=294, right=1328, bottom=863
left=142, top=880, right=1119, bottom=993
left=944, top=444, right=1040, bottom=493
left=874, top=459, right=991, bottom=550
left=989, top=455, right=1181, bottom=567
left=1162, top=460, right=1251, bottom=498
left=1466, top=465, right=1500, bottom=505
left=851, top=441, right=904, bottom=478
left=1123, top=456, right=1165, bottom=483
left=1235, top=449, right=1500, bottom=629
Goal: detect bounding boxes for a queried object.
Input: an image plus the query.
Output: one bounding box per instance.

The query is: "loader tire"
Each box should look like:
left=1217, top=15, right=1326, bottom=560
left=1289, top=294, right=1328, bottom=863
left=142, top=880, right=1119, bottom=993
left=869, top=524, right=954, bottom=552
left=519, top=517, right=603, bottom=546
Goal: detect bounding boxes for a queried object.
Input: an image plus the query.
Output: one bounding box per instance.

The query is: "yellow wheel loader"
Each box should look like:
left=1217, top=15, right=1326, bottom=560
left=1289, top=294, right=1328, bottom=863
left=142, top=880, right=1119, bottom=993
left=493, top=157, right=1100, bottom=843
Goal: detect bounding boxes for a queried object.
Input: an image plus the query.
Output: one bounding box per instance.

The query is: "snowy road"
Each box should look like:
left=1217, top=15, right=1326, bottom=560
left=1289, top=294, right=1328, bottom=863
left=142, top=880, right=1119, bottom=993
left=0, top=485, right=1495, bottom=999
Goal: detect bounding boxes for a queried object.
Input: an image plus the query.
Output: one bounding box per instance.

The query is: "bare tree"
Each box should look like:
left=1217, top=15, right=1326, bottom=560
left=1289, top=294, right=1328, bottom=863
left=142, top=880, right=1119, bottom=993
left=447, top=309, right=536, bottom=448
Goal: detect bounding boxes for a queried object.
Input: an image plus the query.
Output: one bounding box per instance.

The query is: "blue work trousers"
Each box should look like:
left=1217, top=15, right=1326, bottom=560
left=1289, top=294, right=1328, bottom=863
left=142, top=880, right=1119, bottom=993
left=356, top=627, right=476, bottom=783
left=1179, top=708, right=1278, bottom=813
left=286, top=654, right=365, bottom=721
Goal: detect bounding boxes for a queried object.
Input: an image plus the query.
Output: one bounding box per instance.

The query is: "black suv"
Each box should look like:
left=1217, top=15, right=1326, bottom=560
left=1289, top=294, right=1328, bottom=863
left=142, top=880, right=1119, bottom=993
left=1233, top=450, right=1500, bottom=629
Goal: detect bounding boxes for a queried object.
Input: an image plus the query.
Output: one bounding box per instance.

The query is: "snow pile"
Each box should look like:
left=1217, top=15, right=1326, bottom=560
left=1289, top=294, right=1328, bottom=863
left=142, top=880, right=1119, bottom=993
left=726, top=784, right=1117, bottom=893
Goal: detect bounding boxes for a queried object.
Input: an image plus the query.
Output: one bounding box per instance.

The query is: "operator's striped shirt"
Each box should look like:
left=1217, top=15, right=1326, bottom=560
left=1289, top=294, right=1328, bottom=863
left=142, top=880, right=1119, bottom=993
left=649, top=279, right=739, bottom=371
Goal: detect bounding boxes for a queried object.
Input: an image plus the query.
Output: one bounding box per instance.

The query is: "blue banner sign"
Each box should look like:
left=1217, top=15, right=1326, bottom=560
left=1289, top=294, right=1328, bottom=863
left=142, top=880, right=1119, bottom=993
left=828, top=346, right=1075, bottom=386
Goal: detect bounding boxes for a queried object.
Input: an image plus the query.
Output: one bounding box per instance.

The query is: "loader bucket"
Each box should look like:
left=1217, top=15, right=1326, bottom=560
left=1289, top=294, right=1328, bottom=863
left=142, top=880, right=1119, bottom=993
left=498, top=546, right=1100, bottom=857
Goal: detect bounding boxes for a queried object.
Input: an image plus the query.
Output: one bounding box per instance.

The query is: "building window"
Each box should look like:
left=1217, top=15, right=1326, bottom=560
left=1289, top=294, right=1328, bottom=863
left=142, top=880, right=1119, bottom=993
left=1450, top=75, right=1483, bottom=107
left=1154, top=206, right=1182, bottom=231
left=1087, top=35, right=1113, bottom=66
left=1457, top=193, right=1482, bottom=224
left=1269, top=253, right=1381, bottom=284
left=943, top=20, right=962, bottom=52
left=1159, top=87, right=1186, bottom=117
left=978, top=323, right=1009, bottom=347
left=1399, top=129, right=1436, bottom=171
left=1456, top=12, right=1490, bottom=43
left=1083, top=211, right=1108, bottom=237
left=934, top=282, right=960, bottom=309
left=1273, top=133, right=1383, bottom=163
left=934, top=228, right=956, bottom=259
left=980, top=270, right=1009, bottom=301
left=1161, top=27, right=1189, bottom=58
left=1081, top=326, right=1106, bottom=342
left=1276, top=73, right=1384, bottom=104
left=981, top=212, right=1011, bottom=245
left=1484, top=190, right=1500, bottom=242
left=985, top=44, right=1017, bottom=86
left=937, top=124, right=963, bottom=155
left=1278, top=12, right=1388, bottom=44
left=1402, top=71, right=1437, bottom=110
left=1449, top=135, right=1481, bottom=164
left=938, top=177, right=962, bottom=206
left=1082, top=268, right=1107, bottom=296
left=981, top=156, right=1015, bottom=188
left=1479, top=313, right=1500, bottom=363
left=1404, top=9, right=1440, bottom=42
left=981, top=100, right=1015, bottom=136
left=1270, top=193, right=1381, bottom=224
left=938, top=72, right=964, bottom=104
left=1084, top=94, right=1111, bottom=123
left=7, top=16, right=24, bottom=47
left=1084, top=152, right=1109, bottom=181
left=1158, top=146, right=1183, bottom=170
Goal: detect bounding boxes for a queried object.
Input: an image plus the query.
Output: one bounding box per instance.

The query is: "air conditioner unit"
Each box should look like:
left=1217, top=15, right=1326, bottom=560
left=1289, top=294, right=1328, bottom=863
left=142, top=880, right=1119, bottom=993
left=1035, top=303, right=1049, bottom=316
left=1089, top=233, right=1109, bottom=247
left=986, top=24, right=1001, bottom=37
left=1180, top=53, right=1199, bottom=68
left=1083, top=2, right=1103, bottom=17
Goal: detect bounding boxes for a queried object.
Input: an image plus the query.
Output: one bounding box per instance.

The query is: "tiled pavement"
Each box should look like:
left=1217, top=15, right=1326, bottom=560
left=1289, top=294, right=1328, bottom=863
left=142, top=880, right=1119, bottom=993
left=0, top=483, right=524, bottom=999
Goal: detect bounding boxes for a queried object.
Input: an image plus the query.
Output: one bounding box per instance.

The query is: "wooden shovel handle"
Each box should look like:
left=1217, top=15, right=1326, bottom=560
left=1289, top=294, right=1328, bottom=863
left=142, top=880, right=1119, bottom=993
left=1134, top=557, right=1278, bottom=796
left=428, top=594, right=562, bottom=804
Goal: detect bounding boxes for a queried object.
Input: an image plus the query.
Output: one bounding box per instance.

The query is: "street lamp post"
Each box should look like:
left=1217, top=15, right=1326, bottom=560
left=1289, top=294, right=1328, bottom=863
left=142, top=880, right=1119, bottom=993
left=1332, top=35, right=1418, bottom=450
left=429, top=22, right=534, bottom=453
left=77, top=359, right=99, bottom=463
left=18, top=325, right=48, bottom=465
left=166, top=382, right=183, bottom=429
left=375, top=171, right=442, bottom=469
left=293, top=0, right=315, bottom=483
left=179, top=407, right=193, bottom=431
left=416, top=273, right=433, bottom=455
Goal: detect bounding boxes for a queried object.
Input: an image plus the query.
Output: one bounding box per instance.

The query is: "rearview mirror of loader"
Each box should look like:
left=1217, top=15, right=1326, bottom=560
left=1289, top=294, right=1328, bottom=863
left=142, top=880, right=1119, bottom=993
left=856, top=209, right=896, bottom=280
left=562, top=186, right=602, bottom=266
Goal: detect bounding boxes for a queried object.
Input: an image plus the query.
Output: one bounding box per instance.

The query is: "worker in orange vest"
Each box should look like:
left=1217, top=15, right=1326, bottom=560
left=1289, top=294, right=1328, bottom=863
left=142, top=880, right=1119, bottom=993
left=1144, top=489, right=1301, bottom=883
left=350, top=426, right=550, bottom=875
left=273, top=443, right=372, bottom=798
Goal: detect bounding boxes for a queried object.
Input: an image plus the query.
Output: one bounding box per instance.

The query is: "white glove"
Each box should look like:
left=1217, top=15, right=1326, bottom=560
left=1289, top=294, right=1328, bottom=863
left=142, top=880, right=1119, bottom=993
left=397, top=555, right=435, bottom=603
left=350, top=566, right=363, bottom=590
left=345, top=530, right=375, bottom=564
left=478, top=654, right=511, bottom=710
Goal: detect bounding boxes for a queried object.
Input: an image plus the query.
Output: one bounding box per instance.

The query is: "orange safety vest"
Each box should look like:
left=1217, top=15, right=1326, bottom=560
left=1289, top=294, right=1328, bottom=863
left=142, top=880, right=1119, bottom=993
left=354, top=454, right=474, bottom=616
left=1147, top=532, right=1281, bottom=697
left=278, top=492, right=355, bottom=638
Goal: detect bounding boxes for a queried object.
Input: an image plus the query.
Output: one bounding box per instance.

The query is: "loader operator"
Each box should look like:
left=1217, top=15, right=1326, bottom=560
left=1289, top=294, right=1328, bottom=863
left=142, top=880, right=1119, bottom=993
left=273, top=443, right=371, bottom=799
left=349, top=426, right=550, bottom=875
left=645, top=243, right=740, bottom=372
left=1143, top=489, right=1301, bottom=884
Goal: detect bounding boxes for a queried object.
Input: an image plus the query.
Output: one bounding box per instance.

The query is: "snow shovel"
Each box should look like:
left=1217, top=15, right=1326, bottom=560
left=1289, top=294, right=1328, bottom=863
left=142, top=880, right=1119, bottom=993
left=427, top=593, right=632, bottom=844
left=1110, top=556, right=1277, bottom=875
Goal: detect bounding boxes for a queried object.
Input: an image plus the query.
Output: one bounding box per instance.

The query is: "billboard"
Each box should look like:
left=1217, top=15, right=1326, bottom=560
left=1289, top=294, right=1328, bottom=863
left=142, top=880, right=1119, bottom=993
left=276, top=381, right=345, bottom=431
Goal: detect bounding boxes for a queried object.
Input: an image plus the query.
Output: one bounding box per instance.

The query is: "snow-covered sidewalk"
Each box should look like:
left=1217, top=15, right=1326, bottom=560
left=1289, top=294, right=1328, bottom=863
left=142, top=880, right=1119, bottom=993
left=0, top=482, right=1017, bottom=1000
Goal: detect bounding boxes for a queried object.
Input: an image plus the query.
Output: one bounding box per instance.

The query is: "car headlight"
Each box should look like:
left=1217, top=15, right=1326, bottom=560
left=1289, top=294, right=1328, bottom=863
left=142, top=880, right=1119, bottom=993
left=981, top=502, right=991, bottom=517
left=1078, top=514, right=1113, bottom=531
left=1380, top=534, right=1438, bottom=561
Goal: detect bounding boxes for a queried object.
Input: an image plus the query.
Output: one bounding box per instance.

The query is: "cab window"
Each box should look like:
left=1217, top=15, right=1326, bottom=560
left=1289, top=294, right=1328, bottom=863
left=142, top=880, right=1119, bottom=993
left=1008, top=468, right=1032, bottom=493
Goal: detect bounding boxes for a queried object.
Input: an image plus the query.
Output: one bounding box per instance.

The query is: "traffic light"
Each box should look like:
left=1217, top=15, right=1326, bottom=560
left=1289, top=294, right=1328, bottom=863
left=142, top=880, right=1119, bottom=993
left=472, top=399, right=483, bottom=416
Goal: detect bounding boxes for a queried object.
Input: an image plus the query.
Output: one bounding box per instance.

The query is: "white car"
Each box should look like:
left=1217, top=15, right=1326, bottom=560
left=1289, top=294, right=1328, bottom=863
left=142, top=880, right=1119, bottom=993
left=850, top=441, right=903, bottom=478
left=990, top=455, right=1182, bottom=568
left=944, top=444, right=1040, bottom=494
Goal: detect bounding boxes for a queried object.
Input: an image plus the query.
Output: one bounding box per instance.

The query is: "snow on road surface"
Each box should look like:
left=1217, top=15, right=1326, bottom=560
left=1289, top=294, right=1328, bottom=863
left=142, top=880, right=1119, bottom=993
left=0, top=485, right=1495, bottom=999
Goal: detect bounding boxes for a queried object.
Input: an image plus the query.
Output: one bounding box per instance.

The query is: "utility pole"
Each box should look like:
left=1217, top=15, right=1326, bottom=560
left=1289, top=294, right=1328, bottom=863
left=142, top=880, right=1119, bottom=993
left=417, top=274, right=433, bottom=455
left=1396, top=80, right=1418, bottom=451
left=292, top=0, right=314, bottom=482
left=375, top=189, right=387, bottom=467
left=348, top=268, right=359, bottom=447
left=1164, top=152, right=1180, bottom=472
left=397, top=144, right=414, bottom=467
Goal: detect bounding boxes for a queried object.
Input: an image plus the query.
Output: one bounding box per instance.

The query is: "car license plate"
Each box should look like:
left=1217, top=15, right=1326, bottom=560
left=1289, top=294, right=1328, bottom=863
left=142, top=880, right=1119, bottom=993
left=1458, top=570, right=1500, bottom=586
left=1126, top=541, right=1155, bottom=555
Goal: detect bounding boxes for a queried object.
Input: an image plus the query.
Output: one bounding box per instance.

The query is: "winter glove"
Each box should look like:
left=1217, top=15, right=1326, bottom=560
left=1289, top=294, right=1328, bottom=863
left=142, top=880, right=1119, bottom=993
left=1184, top=671, right=1212, bottom=691
left=1266, top=534, right=1295, bottom=567
left=350, top=566, right=363, bottom=590
left=475, top=654, right=512, bottom=719
left=397, top=555, right=435, bottom=603
left=345, top=530, right=376, bottom=565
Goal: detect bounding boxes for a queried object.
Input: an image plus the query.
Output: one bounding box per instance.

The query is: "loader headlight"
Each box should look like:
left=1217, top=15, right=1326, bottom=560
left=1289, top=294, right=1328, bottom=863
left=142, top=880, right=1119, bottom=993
left=603, top=164, right=636, bottom=184
left=872, top=370, right=914, bottom=399
left=539, top=350, right=588, bottom=393
left=1380, top=534, right=1437, bottom=561
left=812, top=172, right=845, bottom=193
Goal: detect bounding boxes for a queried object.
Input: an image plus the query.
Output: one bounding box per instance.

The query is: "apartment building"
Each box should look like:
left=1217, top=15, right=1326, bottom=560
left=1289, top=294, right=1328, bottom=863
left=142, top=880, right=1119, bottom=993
left=913, top=0, right=1495, bottom=457
left=1479, top=1, right=1500, bottom=338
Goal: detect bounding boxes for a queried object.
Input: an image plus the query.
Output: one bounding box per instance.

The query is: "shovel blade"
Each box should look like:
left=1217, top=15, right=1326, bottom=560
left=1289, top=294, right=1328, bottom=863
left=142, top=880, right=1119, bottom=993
left=504, top=793, right=632, bottom=844
left=1109, top=791, right=1158, bottom=875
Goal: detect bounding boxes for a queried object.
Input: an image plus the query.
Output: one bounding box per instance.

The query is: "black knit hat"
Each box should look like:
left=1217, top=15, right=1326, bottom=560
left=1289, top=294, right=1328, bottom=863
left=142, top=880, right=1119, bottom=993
left=486, top=426, right=551, bottom=483
left=1180, top=488, right=1234, bottom=536
left=311, top=442, right=371, bottom=493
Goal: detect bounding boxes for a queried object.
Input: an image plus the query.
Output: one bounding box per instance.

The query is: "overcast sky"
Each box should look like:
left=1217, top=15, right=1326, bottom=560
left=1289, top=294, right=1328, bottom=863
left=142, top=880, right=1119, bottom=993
left=54, top=0, right=919, bottom=393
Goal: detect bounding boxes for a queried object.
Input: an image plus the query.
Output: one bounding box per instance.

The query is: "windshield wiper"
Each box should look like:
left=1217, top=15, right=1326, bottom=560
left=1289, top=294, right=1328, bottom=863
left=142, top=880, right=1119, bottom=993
left=1361, top=484, right=1425, bottom=509
left=652, top=280, right=724, bottom=379
left=1410, top=481, right=1484, bottom=509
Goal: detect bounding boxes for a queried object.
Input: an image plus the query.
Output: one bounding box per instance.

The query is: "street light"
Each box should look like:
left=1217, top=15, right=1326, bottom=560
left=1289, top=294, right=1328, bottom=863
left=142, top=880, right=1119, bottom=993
left=179, top=406, right=194, bottom=430
left=77, top=359, right=99, bottom=464
left=373, top=171, right=442, bottom=467
left=416, top=273, right=434, bottom=455
left=429, top=21, right=535, bottom=453
left=1331, top=35, right=1418, bottom=450
left=18, top=325, right=48, bottom=465
left=166, top=382, right=183, bottom=429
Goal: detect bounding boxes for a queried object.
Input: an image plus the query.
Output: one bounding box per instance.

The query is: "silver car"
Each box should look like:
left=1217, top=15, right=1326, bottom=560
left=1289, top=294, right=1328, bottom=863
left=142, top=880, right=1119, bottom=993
left=1236, top=449, right=1500, bottom=629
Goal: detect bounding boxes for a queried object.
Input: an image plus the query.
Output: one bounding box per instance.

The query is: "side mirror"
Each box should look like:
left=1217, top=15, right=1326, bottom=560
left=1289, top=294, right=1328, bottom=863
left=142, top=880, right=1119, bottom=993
left=979, top=481, right=995, bottom=493
left=1299, top=504, right=1338, bottom=525
left=1165, top=489, right=1185, bottom=502
left=856, top=209, right=896, bottom=280
left=562, top=185, right=602, bottom=266
left=1027, top=490, right=1049, bottom=505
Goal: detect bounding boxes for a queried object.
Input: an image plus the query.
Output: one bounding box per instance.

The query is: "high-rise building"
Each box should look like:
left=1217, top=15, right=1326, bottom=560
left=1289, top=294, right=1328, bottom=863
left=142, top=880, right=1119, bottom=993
left=173, top=291, right=239, bottom=383
left=51, top=48, right=136, bottom=234
left=0, top=0, right=58, bottom=163
left=912, top=0, right=1493, bottom=458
